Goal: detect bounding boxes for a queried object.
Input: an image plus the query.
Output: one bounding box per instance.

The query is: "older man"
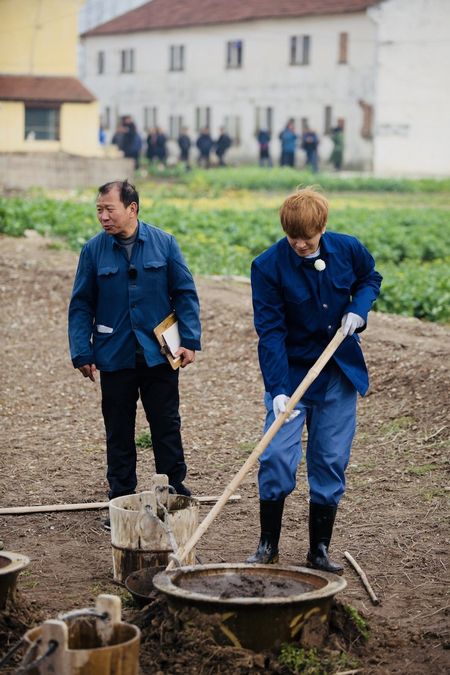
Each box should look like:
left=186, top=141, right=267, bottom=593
left=68, top=180, right=201, bottom=527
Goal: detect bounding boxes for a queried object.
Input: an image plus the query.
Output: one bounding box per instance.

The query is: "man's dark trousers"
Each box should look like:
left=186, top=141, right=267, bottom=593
left=100, top=361, right=186, bottom=499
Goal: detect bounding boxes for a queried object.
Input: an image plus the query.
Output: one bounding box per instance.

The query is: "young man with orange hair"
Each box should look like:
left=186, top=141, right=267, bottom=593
left=247, top=187, right=382, bottom=573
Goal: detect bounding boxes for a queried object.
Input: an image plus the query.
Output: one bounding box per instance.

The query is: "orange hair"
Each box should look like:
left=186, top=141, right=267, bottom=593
left=280, top=187, right=328, bottom=238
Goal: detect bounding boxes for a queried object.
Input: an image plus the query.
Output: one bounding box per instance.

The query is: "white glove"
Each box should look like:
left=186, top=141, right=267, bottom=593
left=273, top=394, right=300, bottom=423
left=341, top=312, right=365, bottom=336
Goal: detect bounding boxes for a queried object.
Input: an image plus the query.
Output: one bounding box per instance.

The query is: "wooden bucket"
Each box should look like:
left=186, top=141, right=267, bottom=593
left=0, top=551, right=30, bottom=609
left=23, top=595, right=140, bottom=675
left=109, top=477, right=199, bottom=584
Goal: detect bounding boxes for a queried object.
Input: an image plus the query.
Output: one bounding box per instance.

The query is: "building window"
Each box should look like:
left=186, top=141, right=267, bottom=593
left=255, top=106, right=273, bottom=133
left=102, top=106, right=111, bottom=130
left=25, top=106, right=60, bottom=140
left=97, top=51, right=105, bottom=74
left=359, top=100, right=373, bottom=139
left=144, top=106, right=158, bottom=130
left=301, top=117, right=309, bottom=133
left=224, top=115, right=241, bottom=145
left=290, top=35, right=310, bottom=65
left=120, top=49, right=134, bottom=73
left=195, top=106, right=211, bottom=132
left=324, top=106, right=333, bottom=134
left=169, top=115, right=184, bottom=139
left=169, top=45, right=185, bottom=71
left=338, top=33, right=348, bottom=64
left=226, top=40, right=243, bottom=68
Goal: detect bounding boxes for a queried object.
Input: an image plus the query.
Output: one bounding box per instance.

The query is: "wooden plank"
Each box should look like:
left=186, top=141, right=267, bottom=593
left=0, top=494, right=241, bottom=516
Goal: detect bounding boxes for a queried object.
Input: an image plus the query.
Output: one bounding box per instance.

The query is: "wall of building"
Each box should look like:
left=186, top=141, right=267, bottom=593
left=0, top=152, right=134, bottom=190
left=370, top=0, right=450, bottom=176
left=0, top=100, right=102, bottom=156
left=82, top=13, right=377, bottom=169
left=0, top=0, right=82, bottom=76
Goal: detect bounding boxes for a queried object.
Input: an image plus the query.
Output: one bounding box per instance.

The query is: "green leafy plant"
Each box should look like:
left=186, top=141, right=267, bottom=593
left=136, top=431, right=152, bottom=449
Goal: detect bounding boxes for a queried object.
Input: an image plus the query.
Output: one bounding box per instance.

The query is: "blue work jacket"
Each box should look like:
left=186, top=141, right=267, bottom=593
left=251, top=232, right=382, bottom=401
left=68, top=221, right=201, bottom=371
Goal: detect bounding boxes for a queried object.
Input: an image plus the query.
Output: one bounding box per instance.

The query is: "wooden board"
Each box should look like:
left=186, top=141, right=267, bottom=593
left=153, top=312, right=182, bottom=370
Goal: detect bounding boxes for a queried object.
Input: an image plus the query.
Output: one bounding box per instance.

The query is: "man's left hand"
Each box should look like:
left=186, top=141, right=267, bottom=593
left=175, top=347, right=196, bottom=368
left=341, top=312, right=365, bottom=336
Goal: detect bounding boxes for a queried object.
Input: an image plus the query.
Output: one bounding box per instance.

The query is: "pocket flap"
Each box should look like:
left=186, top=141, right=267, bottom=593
left=143, top=260, right=167, bottom=270
left=98, top=266, right=119, bottom=276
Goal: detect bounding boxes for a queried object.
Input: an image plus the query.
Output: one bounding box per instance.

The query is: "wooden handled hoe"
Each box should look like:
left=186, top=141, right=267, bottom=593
left=166, top=329, right=346, bottom=570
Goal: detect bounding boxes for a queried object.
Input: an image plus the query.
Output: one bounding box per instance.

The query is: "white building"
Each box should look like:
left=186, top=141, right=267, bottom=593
left=80, top=0, right=450, bottom=176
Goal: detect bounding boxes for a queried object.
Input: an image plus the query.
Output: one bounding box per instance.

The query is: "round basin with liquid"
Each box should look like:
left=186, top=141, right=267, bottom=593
left=153, top=563, right=346, bottom=651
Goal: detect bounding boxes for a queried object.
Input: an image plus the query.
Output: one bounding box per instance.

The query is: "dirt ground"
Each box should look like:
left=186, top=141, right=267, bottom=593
left=0, top=233, right=449, bottom=674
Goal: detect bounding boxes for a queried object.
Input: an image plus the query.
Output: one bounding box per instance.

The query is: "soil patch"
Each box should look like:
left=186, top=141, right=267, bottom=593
left=0, top=233, right=449, bottom=673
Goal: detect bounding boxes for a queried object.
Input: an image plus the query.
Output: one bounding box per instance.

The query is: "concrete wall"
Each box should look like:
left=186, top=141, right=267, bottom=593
left=370, top=0, right=450, bottom=176
left=82, top=13, right=377, bottom=169
left=0, top=153, right=134, bottom=190
left=0, top=0, right=82, bottom=76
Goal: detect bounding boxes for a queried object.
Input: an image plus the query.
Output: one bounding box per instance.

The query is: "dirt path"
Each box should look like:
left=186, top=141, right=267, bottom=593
left=0, top=233, right=449, bottom=674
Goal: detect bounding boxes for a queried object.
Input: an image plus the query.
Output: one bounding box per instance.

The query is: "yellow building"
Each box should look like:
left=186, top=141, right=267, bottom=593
left=0, top=0, right=101, bottom=156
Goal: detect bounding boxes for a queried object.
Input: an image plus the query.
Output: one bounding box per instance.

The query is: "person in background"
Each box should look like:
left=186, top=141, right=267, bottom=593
left=257, top=128, right=272, bottom=167
left=68, top=180, right=201, bottom=529
left=196, top=127, right=214, bottom=168
left=215, top=127, right=232, bottom=166
left=247, top=187, right=382, bottom=573
left=121, top=118, right=142, bottom=170
left=155, top=127, right=168, bottom=167
left=301, top=127, right=320, bottom=173
left=279, top=119, right=298, bottom=167
left=330, top=122, right=344, bottom=171
left=146, top=128, right=157, bottom=165
left=177, top=127, right=192, bottom=171
left=99, top=125, right=107, bottom=145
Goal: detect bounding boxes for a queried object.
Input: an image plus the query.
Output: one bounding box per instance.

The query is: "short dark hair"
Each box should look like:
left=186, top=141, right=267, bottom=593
left=98, top=179, right=139, bottom=213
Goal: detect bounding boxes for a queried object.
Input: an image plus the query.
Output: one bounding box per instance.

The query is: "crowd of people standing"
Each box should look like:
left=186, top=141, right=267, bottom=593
left=109, top=115, right=345, bottom=172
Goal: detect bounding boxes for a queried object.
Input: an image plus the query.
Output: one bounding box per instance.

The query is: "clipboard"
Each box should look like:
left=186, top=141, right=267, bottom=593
left=153, top=312, right=182, bottom=370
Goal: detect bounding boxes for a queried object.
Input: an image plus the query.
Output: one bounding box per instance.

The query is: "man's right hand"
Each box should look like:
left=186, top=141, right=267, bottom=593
left=78, top=364, right=97, bottom=382
left=273, top=394, right=300, bottom=424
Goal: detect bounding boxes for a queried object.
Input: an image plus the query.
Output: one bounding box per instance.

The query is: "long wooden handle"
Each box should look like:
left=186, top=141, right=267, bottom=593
left=167, top=329, right=346, bottom=570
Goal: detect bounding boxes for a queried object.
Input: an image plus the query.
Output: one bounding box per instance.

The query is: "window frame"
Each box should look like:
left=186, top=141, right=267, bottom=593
left=97, top=50, right=105, bottom=75
left=169, top=44, right=185, bottom=72
left=120, top=49, right=135, bottom=74
left=195, top=106, right=211, bottom=132
left=226, top=40, right=243, bottom=69
left=255, top=106, right=273, bottom=134
left=338, top=32, right=348, bottom=64
left=24, top=103, right=61, bottom=141
left=290, top=35, right=310, bottom=66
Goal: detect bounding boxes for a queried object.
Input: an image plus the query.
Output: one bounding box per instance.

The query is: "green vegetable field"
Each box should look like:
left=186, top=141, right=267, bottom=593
left=0, top=167, right=449, bottom=322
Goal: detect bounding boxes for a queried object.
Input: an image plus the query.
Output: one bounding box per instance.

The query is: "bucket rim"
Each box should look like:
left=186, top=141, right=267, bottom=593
left=0, top=551, right=30, bottom=575
left=152, top=562, right=347, bottom=606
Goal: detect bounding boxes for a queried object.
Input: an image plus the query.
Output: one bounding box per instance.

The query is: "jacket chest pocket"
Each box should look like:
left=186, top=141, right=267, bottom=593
left=143, top=260, right=168, bottom=290
left=97, top=265, right=120, bottom=301
left=283, top=288, right=314, bottom=324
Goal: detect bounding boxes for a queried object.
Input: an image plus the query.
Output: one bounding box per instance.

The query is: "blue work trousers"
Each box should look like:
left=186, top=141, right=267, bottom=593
left=258, top=368, right=357, bottom=505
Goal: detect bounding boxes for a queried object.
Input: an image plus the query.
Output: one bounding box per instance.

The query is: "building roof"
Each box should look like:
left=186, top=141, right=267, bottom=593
left=82, top=0, right=377, bottom=36
left=0, top=75, right=96, bottom=103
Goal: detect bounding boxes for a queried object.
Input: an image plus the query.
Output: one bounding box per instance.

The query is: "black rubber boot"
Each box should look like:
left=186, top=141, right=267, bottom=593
left=306, top=502, right=344, bottom=575
left=246, top=499, right=284, bottom=564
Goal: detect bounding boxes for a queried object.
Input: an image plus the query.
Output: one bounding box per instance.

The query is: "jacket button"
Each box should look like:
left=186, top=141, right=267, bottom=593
left=328, top=324, right=332, bottom=330
left=323, top=303, right=328, bottom=309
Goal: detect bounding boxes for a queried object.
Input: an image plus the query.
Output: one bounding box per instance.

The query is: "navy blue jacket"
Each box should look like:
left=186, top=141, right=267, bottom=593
left=68, top=221, right=201, bottom=371
left=251, top=232, right=382, bottom=400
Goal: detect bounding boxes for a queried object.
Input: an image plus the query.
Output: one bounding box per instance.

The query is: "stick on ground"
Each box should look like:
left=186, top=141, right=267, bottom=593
left=344, top=550, right=380, bottom=605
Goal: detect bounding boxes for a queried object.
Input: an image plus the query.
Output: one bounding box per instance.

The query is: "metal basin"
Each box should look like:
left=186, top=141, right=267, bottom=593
left=153, top=563, right=346, bottom=651
left=125, top=566, right=165, bottom=607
